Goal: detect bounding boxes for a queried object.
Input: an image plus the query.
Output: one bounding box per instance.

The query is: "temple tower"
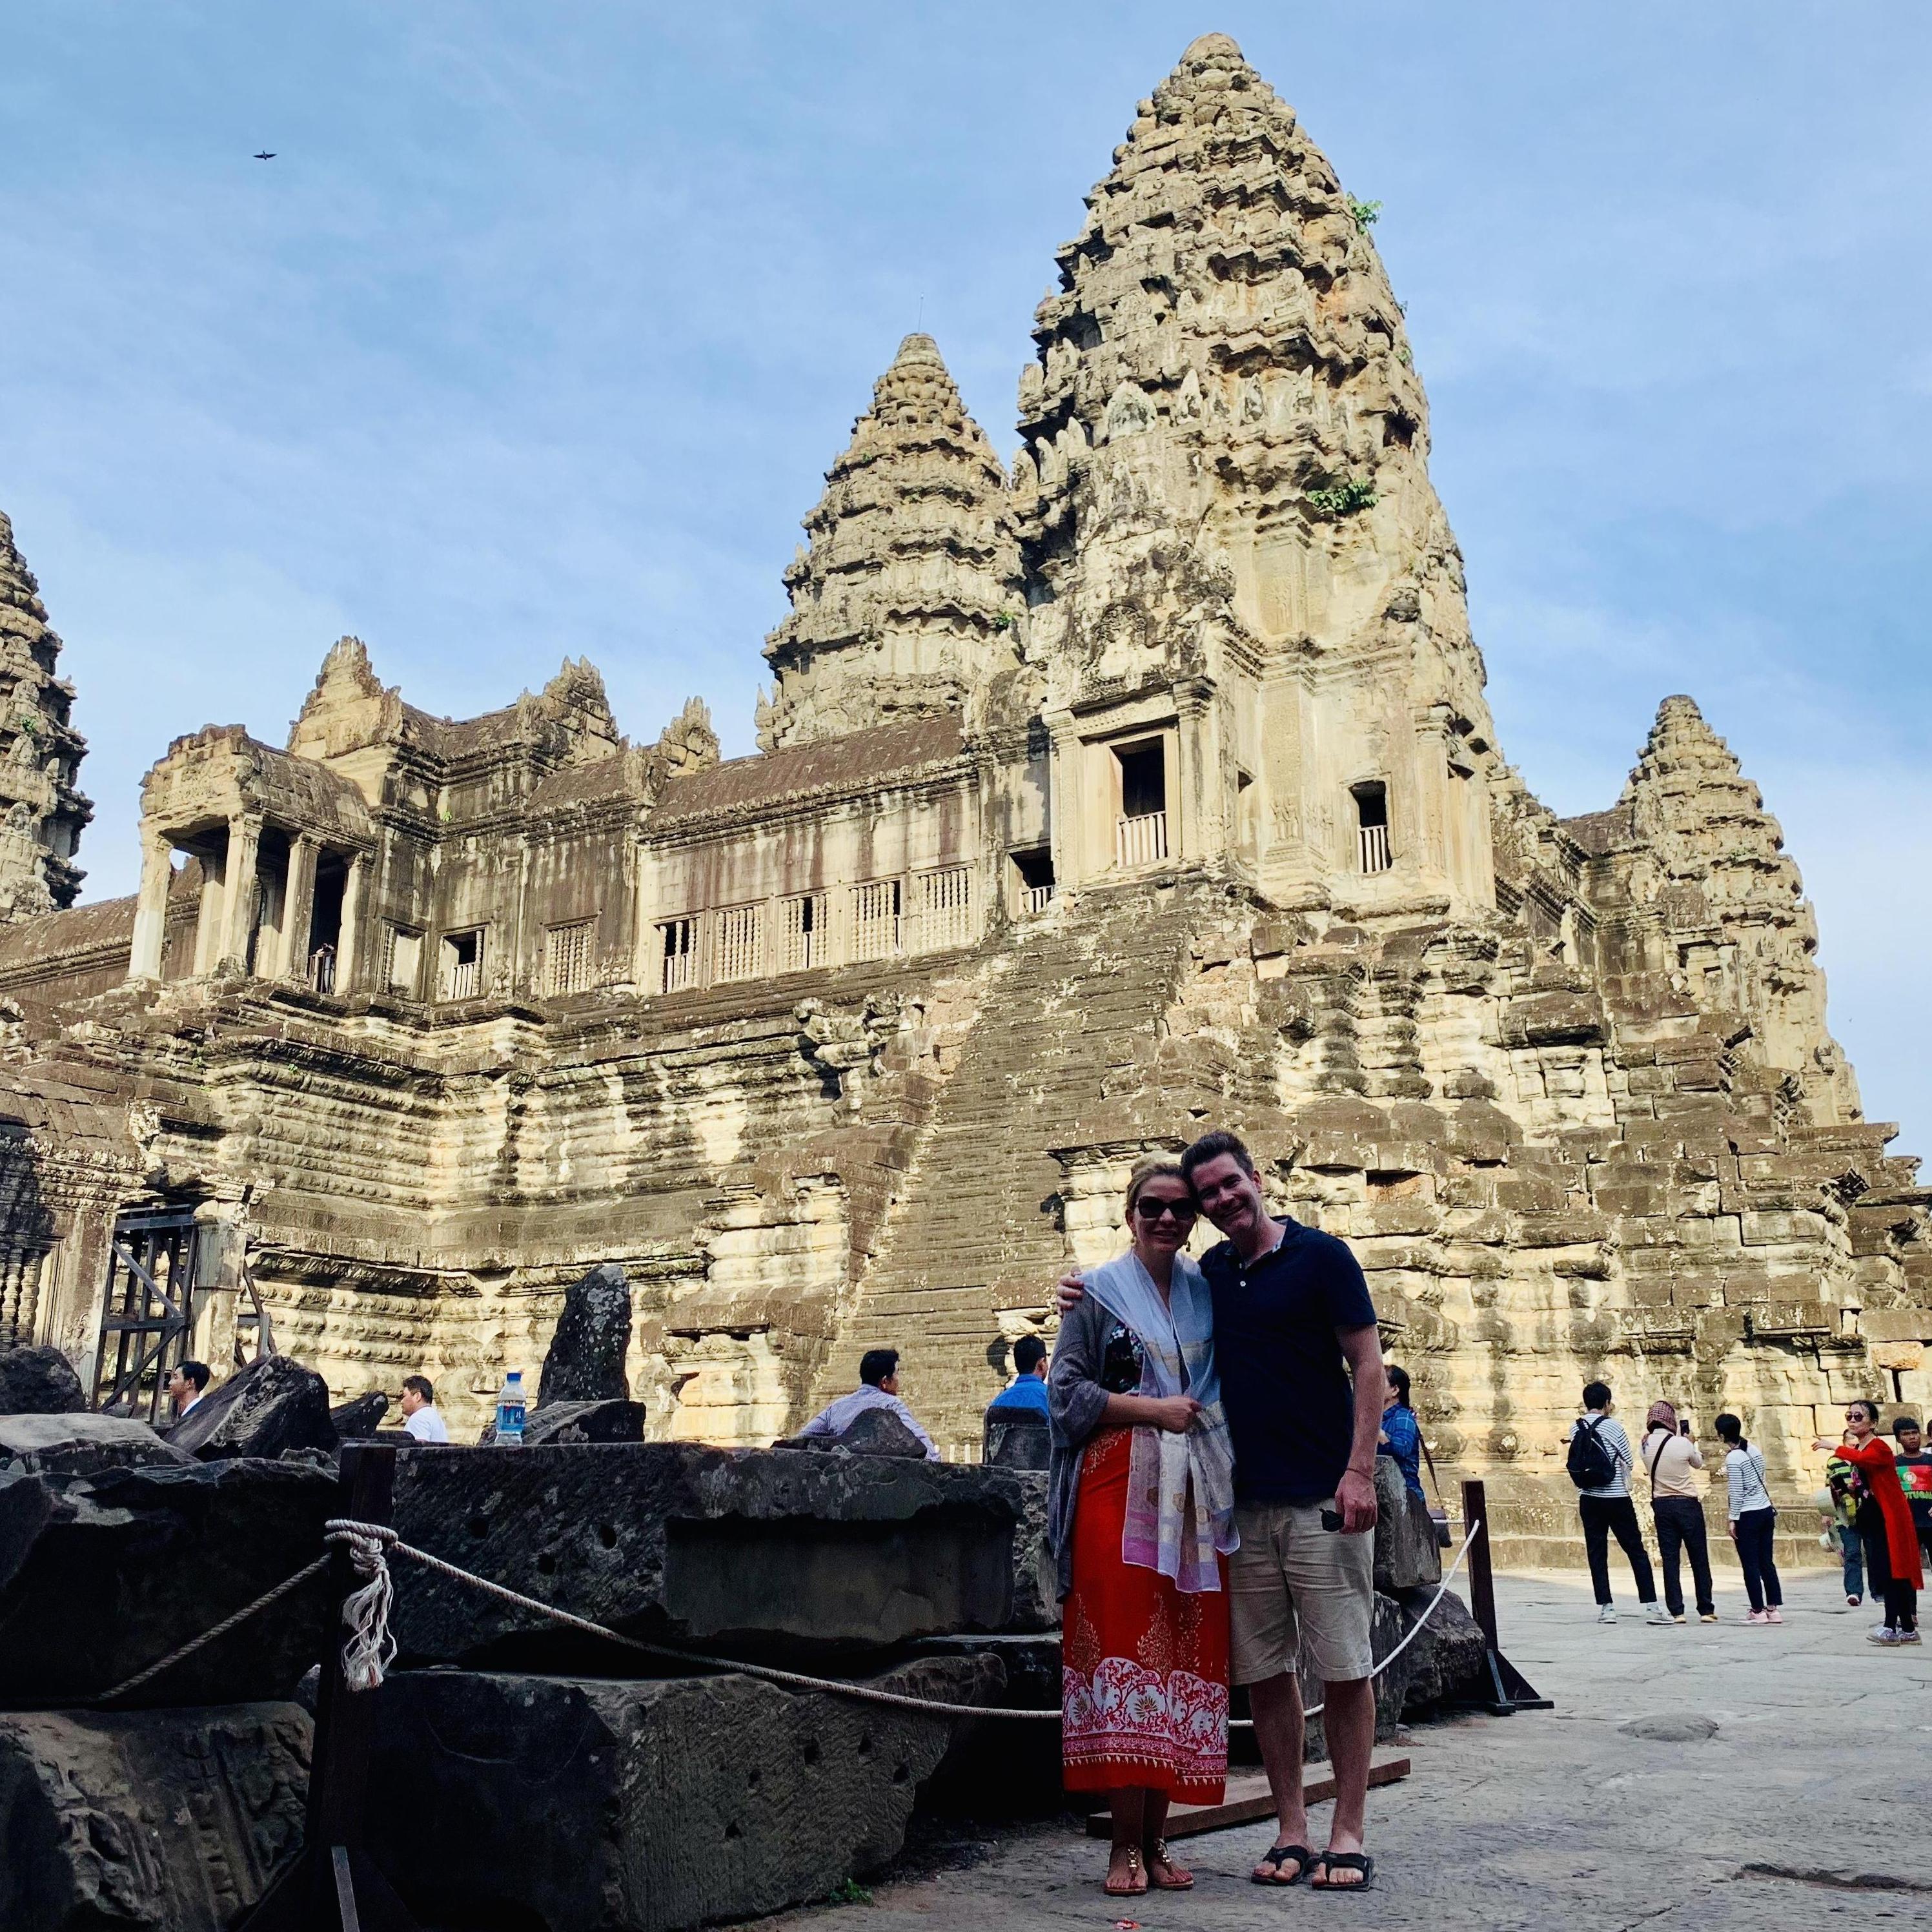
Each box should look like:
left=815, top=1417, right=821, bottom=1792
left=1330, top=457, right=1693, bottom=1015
left=759, top=333, right=1022, bottom=751
left=0, top=511, right=91, bottom=917
left=1614, top=695, right=1859, bottom=1120
left=1014, top=34, right=1497, bottom=915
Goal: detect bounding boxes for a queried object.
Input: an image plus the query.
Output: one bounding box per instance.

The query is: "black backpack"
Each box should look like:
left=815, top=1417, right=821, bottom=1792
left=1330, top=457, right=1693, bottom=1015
left=1567, top=1416, right=1619, bottom=1491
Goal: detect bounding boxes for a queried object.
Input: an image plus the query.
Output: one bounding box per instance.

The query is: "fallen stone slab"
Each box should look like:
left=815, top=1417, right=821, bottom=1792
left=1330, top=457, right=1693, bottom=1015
left=387, top=1441, right=1050, bottom=1673
left=1372, top=1454, right=1445, bottom=1593
left=0, top=1345, right=86, bottom=1416
left=0, top=1459, right=335, bottom=1709
left=329, top=1389, right=389, bottom=1437
left=169, top=1355, right=337, bottom=1463
left=480, top=1395, right=647, bottom=1447
left=0, top=1701, right=309, bottom=1932
left=983, top=1410, right=1050, bottom=1470
left=367, top=1656, right=997, bottom=1932
left=0, top=1412, right=193, bottom=1478
left=538, top=1261, right=632, bottom=1404
left=783, top=1405, right=932, bottom=1458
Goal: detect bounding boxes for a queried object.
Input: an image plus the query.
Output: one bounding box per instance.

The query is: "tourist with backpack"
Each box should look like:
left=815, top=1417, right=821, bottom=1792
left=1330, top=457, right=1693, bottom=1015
left=1566, top=1381, right=1667, bottom=1625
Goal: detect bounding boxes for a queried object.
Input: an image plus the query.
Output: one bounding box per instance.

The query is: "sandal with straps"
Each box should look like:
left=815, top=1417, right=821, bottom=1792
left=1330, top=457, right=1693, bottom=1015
left=1310, top=1851, right=1377, bottom=1893
left=1146, top=1838, right=1194, bottom=1889
left=1103, top=1845, right=1146, bottom=1896
left=1252, top=1842, right=1316, bottom=1886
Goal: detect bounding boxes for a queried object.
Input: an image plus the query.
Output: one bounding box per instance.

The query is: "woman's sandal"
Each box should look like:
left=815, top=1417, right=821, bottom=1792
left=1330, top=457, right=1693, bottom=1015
left=1145, top=1839, right=1194, bottom=1889
left=1310, top=1851, right=1377, bottom=1893
left=1104, top=1845, right=1147, bottom=1896
left=1251, top=1842, right=1316, bottom=1886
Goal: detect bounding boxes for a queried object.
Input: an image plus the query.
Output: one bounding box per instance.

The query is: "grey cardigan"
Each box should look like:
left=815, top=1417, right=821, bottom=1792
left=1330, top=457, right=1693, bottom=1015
left=1046, top=1291, right=1126, bottom=1600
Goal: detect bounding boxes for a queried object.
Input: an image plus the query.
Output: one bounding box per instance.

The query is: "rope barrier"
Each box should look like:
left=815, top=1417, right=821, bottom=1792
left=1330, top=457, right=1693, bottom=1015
left=90, top=1512, right=1483, bottom=1727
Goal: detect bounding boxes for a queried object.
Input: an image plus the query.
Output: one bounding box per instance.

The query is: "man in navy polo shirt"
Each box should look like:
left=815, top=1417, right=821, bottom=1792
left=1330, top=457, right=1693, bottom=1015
left=1058, top=1128, right=1386, bottom=1892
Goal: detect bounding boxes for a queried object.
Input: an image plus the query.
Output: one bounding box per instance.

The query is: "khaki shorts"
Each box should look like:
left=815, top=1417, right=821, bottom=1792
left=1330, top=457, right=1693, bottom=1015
left=1228, top=1498, right=1376, bottom=1686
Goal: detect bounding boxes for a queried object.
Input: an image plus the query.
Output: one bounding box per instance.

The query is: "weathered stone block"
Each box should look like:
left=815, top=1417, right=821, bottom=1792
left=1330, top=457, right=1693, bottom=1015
left=537, top=1262, right=633, bottom=1405
left=329, top=1390, right=389, bottom=1436
left=387, top=1441, right=1046, bottom=1670
left=365, top=1661, right=994, bottom=1932
left=0, top=1412, right=192, bottom=1478
left=983, top=1410, right=1050, bottom=1469
left=0, top=1347, right=86, bottom=1417
left=1862, top=1309, right=1932, bottom=1344
left=1370, top=1456, right=1441, bottom=1592
left=168, top=1356, right=337, bottom=1463
left=0, top=1702, right=310, bottom=1932
left=0, top=1460, right=334, bottom=1709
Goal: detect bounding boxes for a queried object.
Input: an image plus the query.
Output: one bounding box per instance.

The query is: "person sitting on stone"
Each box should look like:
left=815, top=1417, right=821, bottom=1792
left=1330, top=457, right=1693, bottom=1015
left=796, top=1348, right=938, bottom=1459
left=167, top=1359, right=211, bottom=1420
left=399, top=1373, right=451, bottom=1443
left=986, top=1334, right=1050, bottom=1418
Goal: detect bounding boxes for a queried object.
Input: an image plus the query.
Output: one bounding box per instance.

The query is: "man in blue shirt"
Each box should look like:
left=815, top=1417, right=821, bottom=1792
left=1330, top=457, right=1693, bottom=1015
left=987, top=1334, right=1050, bottom=1415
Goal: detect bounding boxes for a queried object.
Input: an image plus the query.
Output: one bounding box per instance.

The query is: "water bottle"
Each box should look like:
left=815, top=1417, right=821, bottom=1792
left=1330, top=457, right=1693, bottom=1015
left=495, top=1369, right=526, bottom=1447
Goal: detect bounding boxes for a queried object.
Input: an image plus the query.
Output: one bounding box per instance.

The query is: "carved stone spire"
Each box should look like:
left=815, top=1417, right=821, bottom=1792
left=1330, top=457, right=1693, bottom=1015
left=1620, top=694, right=1856, bottom=1118
left=759, top=333, right=1021, bottom=751
left=0, top=511, right=90, bottom=917
left=1012, top=34, right=1496, bottom=910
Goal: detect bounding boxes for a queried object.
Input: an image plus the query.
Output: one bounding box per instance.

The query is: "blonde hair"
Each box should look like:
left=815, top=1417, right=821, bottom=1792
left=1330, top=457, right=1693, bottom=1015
left=1124, top=1157, right=1190, bottom=1219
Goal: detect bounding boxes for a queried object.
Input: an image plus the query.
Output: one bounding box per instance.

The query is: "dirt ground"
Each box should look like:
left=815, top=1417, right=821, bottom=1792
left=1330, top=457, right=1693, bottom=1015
left=763, top=1565, right=1932, bottom=1931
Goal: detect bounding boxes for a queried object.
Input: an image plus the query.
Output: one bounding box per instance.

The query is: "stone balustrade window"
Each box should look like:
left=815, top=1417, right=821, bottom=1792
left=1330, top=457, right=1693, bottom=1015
left=440, top=927, right=484, bottom=1001
left=544, top=920, right=594, bottom=996
left=713, top=904, right=764, bottom=984
left=914, top=865, right=972, bottom=951
left=1354, top=780, right=1392, bottom=874
left=658, top=917, right=698, bottom=993
left=780, top=891, right=826, bottom=973
left=851, top=879, right=902, bottom=962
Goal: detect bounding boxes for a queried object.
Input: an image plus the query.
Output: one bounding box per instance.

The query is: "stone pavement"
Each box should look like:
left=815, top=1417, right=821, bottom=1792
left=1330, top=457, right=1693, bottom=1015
left=763, top=1565, right=1932, bottom=1931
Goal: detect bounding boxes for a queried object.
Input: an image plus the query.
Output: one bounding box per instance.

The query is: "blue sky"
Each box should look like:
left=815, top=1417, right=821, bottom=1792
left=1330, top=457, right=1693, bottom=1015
left=5, top=3, right=1929, bottom=1148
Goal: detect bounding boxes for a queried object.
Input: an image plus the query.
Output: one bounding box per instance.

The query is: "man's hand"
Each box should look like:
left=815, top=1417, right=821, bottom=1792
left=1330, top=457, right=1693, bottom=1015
left=1055, top=1271, right=1086, bottom=1315
left=1148, top=1395, right=1201, bottom=1435
left=1335, top=1464, right=1379, bottom=1534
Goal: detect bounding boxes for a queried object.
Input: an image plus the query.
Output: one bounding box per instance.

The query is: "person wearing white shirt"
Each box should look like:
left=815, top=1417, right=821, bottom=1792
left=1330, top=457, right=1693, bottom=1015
left=796, top=1349, right=939, bottom=1460
left=399, top=1374, right=451, bottom=1443
left=167, top=1359, right=212, bottom=1420
left=1565, top=1380, right=1667, bottom=1625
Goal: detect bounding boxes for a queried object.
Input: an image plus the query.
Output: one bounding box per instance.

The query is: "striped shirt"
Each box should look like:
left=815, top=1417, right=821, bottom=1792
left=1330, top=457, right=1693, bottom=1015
left=1567, top=1412, right=1632, bottom=1498
left=1725, top=1443, right=1773, bottom=1520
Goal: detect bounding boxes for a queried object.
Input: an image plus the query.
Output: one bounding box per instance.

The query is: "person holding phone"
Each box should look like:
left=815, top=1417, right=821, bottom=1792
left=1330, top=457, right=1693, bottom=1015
left=1642, top=1399, right=1716, bottom=1623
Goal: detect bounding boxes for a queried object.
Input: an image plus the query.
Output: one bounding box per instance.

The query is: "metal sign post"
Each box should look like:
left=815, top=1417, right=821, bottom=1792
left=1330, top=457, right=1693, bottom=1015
left=1461, top=1478, right=1553, bottom=1714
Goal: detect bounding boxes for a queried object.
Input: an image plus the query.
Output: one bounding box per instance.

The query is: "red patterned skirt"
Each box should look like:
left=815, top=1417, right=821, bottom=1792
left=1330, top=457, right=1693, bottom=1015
left=1061, top=1425, right=1230, bottom=1800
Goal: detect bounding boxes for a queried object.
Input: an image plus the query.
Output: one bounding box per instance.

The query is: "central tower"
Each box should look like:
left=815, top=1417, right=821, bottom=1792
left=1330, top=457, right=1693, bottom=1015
left=1015, top=34, right=1498, bottom=916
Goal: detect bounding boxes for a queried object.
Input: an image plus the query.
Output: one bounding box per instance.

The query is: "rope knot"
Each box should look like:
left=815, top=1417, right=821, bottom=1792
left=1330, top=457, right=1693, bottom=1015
left=325, top=1518, right=398, bottom=1692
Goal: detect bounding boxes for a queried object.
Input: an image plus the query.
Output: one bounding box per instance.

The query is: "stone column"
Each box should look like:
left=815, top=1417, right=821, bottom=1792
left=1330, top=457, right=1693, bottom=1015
left=335, top=852, right=366, bottom=993
left=128, top=830, right=174, bottom=981
left=1042, top=706, right=1079, bottom=888
left=277, top=835, right=319, bottom=981
left=1174, top=676, right=1223, bottom=865
left=219, top=816, right=263, bottom=972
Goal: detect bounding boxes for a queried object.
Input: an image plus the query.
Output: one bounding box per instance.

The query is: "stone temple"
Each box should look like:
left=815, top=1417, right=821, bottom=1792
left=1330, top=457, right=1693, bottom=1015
left=0, top=34, right=1926, bottom=1547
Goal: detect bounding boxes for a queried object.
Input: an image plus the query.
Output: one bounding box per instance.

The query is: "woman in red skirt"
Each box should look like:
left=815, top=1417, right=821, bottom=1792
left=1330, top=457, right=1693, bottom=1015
left=1048, top=1159, right=1238, bottom=1896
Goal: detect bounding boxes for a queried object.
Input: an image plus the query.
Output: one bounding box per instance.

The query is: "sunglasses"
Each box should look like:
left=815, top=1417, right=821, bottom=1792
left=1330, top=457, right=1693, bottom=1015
left=1134, top=1198, right=1197, bottom=1223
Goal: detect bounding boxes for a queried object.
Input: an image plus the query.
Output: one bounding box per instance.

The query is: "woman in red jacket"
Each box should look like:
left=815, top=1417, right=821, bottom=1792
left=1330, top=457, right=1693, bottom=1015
left=1815, top=1399, right=1922, bottom=1645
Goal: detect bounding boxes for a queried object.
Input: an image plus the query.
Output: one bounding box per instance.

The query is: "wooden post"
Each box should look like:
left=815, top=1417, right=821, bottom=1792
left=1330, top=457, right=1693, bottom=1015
left=1461, top=1477, right=1501, bottom=1651
left=1457, top=1475, right=1552, bottom=1716
left=245, top=1441, right=418, bottom=1931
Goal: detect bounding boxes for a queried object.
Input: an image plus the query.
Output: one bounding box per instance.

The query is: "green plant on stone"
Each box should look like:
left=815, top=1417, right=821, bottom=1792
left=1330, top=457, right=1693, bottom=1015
left=1348, top=197, right=1382, bottom=232
left=1307, top=476, right=1378, bottom=517
left=827, top=1879, right=874, bottom=1906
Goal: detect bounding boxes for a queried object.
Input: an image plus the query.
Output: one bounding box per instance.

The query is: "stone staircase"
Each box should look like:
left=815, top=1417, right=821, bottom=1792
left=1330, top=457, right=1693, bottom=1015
left=814, top=883, right=1203, bottom=1453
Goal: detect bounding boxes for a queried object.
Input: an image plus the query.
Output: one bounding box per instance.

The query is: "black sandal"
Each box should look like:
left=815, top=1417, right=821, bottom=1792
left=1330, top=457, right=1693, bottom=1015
left=1251, top=1842, right=1316, bottom=1886
left=1311, top=1851, right=1376, bottom=1893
